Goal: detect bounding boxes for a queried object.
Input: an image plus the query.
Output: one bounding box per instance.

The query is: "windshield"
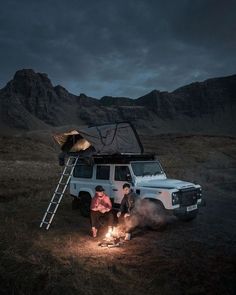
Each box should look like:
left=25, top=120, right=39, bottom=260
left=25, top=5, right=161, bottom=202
left=131, top=161, right=163, bottom=177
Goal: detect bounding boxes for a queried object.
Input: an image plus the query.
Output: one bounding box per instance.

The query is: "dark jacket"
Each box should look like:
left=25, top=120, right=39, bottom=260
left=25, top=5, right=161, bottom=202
left=120, top=191, right=136, bottom=214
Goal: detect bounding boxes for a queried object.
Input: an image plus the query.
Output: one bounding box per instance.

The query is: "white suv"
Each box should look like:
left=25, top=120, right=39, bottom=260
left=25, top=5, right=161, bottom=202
left=70, top=154, right=202, bottom=221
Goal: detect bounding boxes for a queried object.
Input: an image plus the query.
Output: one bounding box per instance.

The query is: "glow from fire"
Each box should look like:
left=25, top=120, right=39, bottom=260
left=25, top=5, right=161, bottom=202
left=104, top=227, right=124, bottom=240
left=105, top=227, right=113, bottom=239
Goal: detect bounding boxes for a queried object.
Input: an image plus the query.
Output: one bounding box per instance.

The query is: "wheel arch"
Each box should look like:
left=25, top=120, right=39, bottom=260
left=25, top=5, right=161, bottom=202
left=78, top=190, right=93, bottom=200
left=142, top=191, right=166, bottom=208
left=143, top=197, right=165, bottom=209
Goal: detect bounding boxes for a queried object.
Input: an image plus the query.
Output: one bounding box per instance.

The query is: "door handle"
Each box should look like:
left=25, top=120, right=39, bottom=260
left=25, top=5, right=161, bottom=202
left=112, top=188, right=118, bottom=191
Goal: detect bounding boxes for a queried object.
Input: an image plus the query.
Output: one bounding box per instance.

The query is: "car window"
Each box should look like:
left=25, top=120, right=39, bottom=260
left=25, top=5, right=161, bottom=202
left=73, top=164, right=93, bottom=178
left=96, top=165, right=110, bottom=180
left=131, top=161, right=163, bottom=176
left=115, top=166, right=130, bottom=181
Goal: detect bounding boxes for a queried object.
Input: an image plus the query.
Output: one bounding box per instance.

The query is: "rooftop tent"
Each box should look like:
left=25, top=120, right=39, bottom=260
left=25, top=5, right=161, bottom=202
left=53, top=122, right=144, bottom=155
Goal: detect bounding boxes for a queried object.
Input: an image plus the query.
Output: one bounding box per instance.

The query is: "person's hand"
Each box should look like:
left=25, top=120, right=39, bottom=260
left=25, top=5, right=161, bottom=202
left=100, top=208, right=109, bottom=213
left=117, top=212, right=121, bottom=218
left=124, top=213, right=130, bottom=218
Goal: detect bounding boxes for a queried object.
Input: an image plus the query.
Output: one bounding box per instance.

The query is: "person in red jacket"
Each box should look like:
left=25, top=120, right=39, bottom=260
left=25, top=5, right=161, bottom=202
left=90, top=185, right=114, bottom=238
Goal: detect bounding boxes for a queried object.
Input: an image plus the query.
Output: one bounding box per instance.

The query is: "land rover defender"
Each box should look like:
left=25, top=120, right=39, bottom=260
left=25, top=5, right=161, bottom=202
left=70, top=153, right=202, bottom=221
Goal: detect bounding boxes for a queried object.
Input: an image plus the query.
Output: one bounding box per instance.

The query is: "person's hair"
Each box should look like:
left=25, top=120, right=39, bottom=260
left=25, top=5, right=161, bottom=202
left=95, top=185, right=105, bottom=192
left=123, top=183, right=130, bottom=189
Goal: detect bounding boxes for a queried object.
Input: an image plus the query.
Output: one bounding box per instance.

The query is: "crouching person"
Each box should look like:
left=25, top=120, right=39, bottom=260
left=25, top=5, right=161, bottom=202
left=90, top=185, right=114, bottom=238
left=117, top=183, right=137, bottom=240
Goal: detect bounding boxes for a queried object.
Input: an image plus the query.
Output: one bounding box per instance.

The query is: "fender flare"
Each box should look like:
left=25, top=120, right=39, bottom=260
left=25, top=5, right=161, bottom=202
left=142, top=194, right=165, bottom=209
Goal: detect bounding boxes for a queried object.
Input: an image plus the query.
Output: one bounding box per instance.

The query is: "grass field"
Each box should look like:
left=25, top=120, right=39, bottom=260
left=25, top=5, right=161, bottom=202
left=0, top=134, right=236, bottom=295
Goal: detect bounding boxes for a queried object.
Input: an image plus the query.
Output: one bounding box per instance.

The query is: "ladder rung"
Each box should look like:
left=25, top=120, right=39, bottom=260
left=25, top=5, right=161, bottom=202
left=52, top=197, right=62, bottom=201
left=52, top=194, right=63, bottom=200
left=40, top=157, right=76, bottom=229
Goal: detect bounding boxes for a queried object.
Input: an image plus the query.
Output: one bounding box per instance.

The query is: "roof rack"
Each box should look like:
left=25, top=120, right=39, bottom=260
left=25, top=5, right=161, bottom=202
left=67, top=152, right=156, bottom=164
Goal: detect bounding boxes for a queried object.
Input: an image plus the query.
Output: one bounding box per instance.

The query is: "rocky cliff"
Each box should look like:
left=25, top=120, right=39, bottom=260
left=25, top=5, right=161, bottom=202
left=0, top=69, right=235, bottom=134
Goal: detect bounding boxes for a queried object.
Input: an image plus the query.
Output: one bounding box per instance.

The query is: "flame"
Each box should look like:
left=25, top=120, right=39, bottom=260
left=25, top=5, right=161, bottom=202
left=104, top=227, right=124, bottom=240
left=99, top=227, right=127, bottom=248
left=105, top=227, right=113, bottom=239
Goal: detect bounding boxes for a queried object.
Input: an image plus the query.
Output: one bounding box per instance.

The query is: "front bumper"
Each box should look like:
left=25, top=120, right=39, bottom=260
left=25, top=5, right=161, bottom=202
left=173, top=205, right=198, bottom=217
left=170, top=192, right=204, bottom=217
left=167, top=200, right=202, bottom=217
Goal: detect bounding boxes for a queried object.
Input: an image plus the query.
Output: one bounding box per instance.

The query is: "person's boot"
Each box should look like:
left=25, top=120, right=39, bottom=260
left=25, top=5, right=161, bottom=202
left=91, top=227, right=97, bottom=238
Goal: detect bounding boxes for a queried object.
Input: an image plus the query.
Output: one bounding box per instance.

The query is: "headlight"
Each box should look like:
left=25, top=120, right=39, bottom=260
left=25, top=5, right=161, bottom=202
left=172, top=192, right=179, bottom=205
left=196, top=188, right=202, bottom=199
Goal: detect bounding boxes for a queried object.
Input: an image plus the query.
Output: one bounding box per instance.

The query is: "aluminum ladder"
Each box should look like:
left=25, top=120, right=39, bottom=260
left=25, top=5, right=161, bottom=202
left=40, top=155, right=79, bottom=230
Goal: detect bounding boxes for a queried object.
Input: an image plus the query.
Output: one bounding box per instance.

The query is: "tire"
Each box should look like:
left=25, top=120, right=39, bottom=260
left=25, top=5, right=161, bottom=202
left=72, top=197, right=80, bottom=210
left=178, top=211, right=198, bottom=222
left=141, top=199, right=167, bottom=231
left=79, top=193, right=91, bottom=217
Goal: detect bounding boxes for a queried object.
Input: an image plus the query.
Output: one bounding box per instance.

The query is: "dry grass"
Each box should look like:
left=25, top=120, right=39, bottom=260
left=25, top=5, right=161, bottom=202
left=0, top=134, right=236, bottom=295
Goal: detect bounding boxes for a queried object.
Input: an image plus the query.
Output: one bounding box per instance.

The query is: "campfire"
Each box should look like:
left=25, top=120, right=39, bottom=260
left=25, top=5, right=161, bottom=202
left=98, top=227, right=126, bottom=248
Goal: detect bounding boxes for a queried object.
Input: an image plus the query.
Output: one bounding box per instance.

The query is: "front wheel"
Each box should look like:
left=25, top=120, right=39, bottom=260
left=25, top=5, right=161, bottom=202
left=177, top=212, right=197, bottom=222
left=141, top=199, right=167, bottom=231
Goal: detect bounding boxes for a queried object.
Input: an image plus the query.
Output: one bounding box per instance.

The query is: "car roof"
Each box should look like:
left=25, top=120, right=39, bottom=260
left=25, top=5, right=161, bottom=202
left=74, top=153, right=156, bottom=164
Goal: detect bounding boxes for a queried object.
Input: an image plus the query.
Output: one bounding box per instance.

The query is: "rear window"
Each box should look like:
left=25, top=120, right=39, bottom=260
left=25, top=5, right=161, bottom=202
left=73, top=164, right=93, bottom=178
left=115, top=166, right=130, bottom=181
left=96, top=165, right=110, bottom=180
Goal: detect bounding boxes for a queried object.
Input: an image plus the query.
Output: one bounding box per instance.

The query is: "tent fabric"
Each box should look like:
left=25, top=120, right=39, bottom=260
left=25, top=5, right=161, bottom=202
left=53, top=122, right=143, bottom=155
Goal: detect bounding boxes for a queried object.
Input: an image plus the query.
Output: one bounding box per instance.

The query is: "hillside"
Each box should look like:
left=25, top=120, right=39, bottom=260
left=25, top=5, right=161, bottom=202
left=0, top=69, right=235, bottom=135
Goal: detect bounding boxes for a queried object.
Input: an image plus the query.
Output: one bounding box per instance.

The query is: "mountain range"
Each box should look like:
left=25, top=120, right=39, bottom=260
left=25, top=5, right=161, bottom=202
left=0, top=69, right=235, bottom=135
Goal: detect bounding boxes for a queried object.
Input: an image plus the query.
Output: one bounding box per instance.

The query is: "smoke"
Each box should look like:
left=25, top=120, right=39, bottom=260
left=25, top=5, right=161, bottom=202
left=123, top=199, right=176, bottom=232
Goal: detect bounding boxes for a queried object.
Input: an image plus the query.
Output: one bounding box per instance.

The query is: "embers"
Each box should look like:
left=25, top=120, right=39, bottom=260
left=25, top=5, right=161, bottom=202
left=98, top=227, right=126, bottom=248
left=98, top=236, right=125, bottom=248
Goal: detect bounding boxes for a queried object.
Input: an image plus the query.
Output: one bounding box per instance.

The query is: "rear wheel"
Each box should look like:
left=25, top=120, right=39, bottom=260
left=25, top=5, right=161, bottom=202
left=79, top=193, right=91, bottom=217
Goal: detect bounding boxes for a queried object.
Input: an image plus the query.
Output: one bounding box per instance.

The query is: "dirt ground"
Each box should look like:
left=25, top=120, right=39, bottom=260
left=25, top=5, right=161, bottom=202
left=0, top=134, right=236, bottom=295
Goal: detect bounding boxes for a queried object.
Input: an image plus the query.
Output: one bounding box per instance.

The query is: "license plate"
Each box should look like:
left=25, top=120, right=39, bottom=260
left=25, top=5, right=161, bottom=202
left=187, top=204, right=197, bottom=212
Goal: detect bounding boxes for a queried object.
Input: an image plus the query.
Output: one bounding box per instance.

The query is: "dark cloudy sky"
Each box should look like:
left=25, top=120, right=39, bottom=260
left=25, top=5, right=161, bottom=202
left=0, top=0, right=235, bottom=98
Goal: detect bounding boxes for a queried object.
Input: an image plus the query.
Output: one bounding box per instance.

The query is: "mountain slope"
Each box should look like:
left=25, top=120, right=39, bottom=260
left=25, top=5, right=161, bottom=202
left=0, top=69, right=235, bottom=135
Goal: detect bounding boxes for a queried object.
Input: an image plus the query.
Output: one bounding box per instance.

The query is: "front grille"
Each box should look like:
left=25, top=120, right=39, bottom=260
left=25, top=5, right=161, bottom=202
left=179, top=188, right=198, bottom=206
